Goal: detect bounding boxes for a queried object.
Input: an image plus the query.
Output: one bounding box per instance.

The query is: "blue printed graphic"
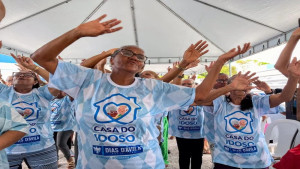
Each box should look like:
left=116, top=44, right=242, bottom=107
left=224, top=111, right=253, bottom=134
left=224, top=145, right=257, bottom=154
left=12, top=101, right=41, bottom=122
left=51, top=101, right=61, bottom=114
left=178, top=126, right=200, bottom=131
left=15, top=135, right=40, bottom=144
left=179, top=106, right=197, bottom=116
left=93, top=94, right=141, bottom=124
left=93, top=145, right=143, bottom=156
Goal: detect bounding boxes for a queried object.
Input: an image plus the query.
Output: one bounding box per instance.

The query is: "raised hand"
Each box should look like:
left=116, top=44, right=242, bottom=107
left=291, top=27, right=300, bottom=40
left=11, top=53, right=36, bottom=70
left=106, top=48, right=119, bottom=55
left=182, top=40, right=209, bottom=64
left=253, top=80, right=272, bottom=93
left=75, top=14, right=122, bottom=37
left=186, top=60, right=200, bottom=70
left=205, top=61, right=215, bottom=72
left=229, top=71, right=258, bottom=91
left=218, top=43, right=251, bottom=63
left=287, top=57, right=300, bottom=77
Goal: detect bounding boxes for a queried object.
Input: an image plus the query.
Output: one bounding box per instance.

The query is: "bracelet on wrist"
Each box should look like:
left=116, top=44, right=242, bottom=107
left=33, top=66, right=39, bottom=71
left=177, top=75, right=184, bottom=79
left=176, top=65, right=186, bottom=71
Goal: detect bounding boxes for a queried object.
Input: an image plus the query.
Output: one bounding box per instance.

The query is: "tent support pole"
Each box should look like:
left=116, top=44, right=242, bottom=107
left=0, top=0, right=72, bottom=30
left=130, top=0, right=139, bottom=46
left=81, top=0, right=107, bottom=24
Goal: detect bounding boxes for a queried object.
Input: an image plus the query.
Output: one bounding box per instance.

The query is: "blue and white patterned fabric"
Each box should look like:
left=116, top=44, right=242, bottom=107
left=50, top=96, right=75, bottom=131
left=211, top=95, right=274, bottom=168
left=49, top=61, right=195, bottom=169
left=0, top=84, right=54, bottom=154
left=203, top=106, right=215, bottom=144
left=0, top=101, right=29, bottom=169
left=168, top=106, right=204, bottom=139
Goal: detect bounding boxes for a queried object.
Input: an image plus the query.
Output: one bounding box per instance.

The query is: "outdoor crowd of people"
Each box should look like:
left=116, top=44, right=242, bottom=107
left=1, top=1, right=300, bottom=169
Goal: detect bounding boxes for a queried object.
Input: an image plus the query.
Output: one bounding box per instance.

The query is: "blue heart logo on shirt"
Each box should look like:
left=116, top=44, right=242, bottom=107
left=94, top=94, right=141, bottom=124
left=104, top=103, right=131, bottom=121
left=12, top=101, right=41, bottom=122
left=229, top=118, right=248, bottom=131
left=180, top=106, right=197, bottom=116
left=15, top=107, right=35, bottom=120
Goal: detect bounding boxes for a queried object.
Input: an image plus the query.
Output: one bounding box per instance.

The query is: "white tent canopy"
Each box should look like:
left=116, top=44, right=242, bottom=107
left=0, top=0, right=300, bottom=73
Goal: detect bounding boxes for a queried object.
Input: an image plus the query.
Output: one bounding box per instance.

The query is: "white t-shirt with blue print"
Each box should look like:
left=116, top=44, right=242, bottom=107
left=168, top=106, right=204, bottom=139
left=49, top=61, right=195, bottom=169
left=50, top=96, right=75, bottom=132
left=0, top=84, right=54, bottom=154
left=0, top=101, right=29, bottom=169
left=211, top=95, right=275, bottom=168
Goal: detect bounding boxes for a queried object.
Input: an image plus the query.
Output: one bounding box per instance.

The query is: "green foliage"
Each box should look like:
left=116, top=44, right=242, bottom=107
left=197, top=65, right=237, bottom=79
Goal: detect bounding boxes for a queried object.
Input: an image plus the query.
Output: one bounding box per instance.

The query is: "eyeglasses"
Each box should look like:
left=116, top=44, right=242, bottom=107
left=216, top=79, right=228, bottom=83
left=182, top=83, right=193, bottom=86
left=120, top=49, right=147, bottom=62
left=13, top=72, right=35, bottom=78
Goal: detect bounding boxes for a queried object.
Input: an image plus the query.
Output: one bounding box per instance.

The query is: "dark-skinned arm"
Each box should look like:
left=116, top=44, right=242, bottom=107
left=31, top=14, right=122, bottom=74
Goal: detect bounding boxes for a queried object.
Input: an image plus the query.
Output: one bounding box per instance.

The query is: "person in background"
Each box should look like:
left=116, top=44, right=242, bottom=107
left=168, top=78, right=205, bottom=169
left=0, top=101, right=29, bottom=169
left=51, top=91, right=75, bottom=169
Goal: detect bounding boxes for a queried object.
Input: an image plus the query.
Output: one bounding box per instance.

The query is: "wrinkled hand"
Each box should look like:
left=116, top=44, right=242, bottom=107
left=253, top=80, right=272, bottom=93
left=205, top=61, right=215, bottom=72
left=229, top=71, right=258, bottom=91
left=218, top=43, right=251, bottom=63
left=11, top=53, right=36, bottom=70
left=186, top=60, right=200, bottom=70
left=287, top=57, right=300, bottom=77
left=106, top=48, right=119, bottom=55
left=183, top=40, right=209, bottom=64
left=76, top=14, right=122, bottom=37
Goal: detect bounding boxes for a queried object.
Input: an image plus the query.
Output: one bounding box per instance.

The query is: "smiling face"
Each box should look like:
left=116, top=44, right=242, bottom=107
left=110, top=46, right=145, bottom=74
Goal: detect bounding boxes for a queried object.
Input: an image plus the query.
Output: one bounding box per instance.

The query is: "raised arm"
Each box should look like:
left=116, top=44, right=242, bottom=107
left=0, top=0, right=5, bottom=22
left=194, top=43, right=251, bottom=101
left=80, top=48, right=117, bottom=69
left=158, top=40, right=207, bottom=83
left=195, top=71, right=257, bottom=105
left=31, top=14, right=122, bottom=74
left=11, top=54, right=50, bottom=82
left=275, top=28, right=300, bottom=77
left=270, top=57, right=300, bottom=108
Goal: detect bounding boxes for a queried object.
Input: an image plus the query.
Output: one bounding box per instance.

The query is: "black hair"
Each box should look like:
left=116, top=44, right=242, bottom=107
left=274, top=88, right=282, bottom=94
left=32, top=73, right=40, bottom=89
left=226, top=75, right=253, bottom=111
left=226, top=94, right=253, bottom=111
